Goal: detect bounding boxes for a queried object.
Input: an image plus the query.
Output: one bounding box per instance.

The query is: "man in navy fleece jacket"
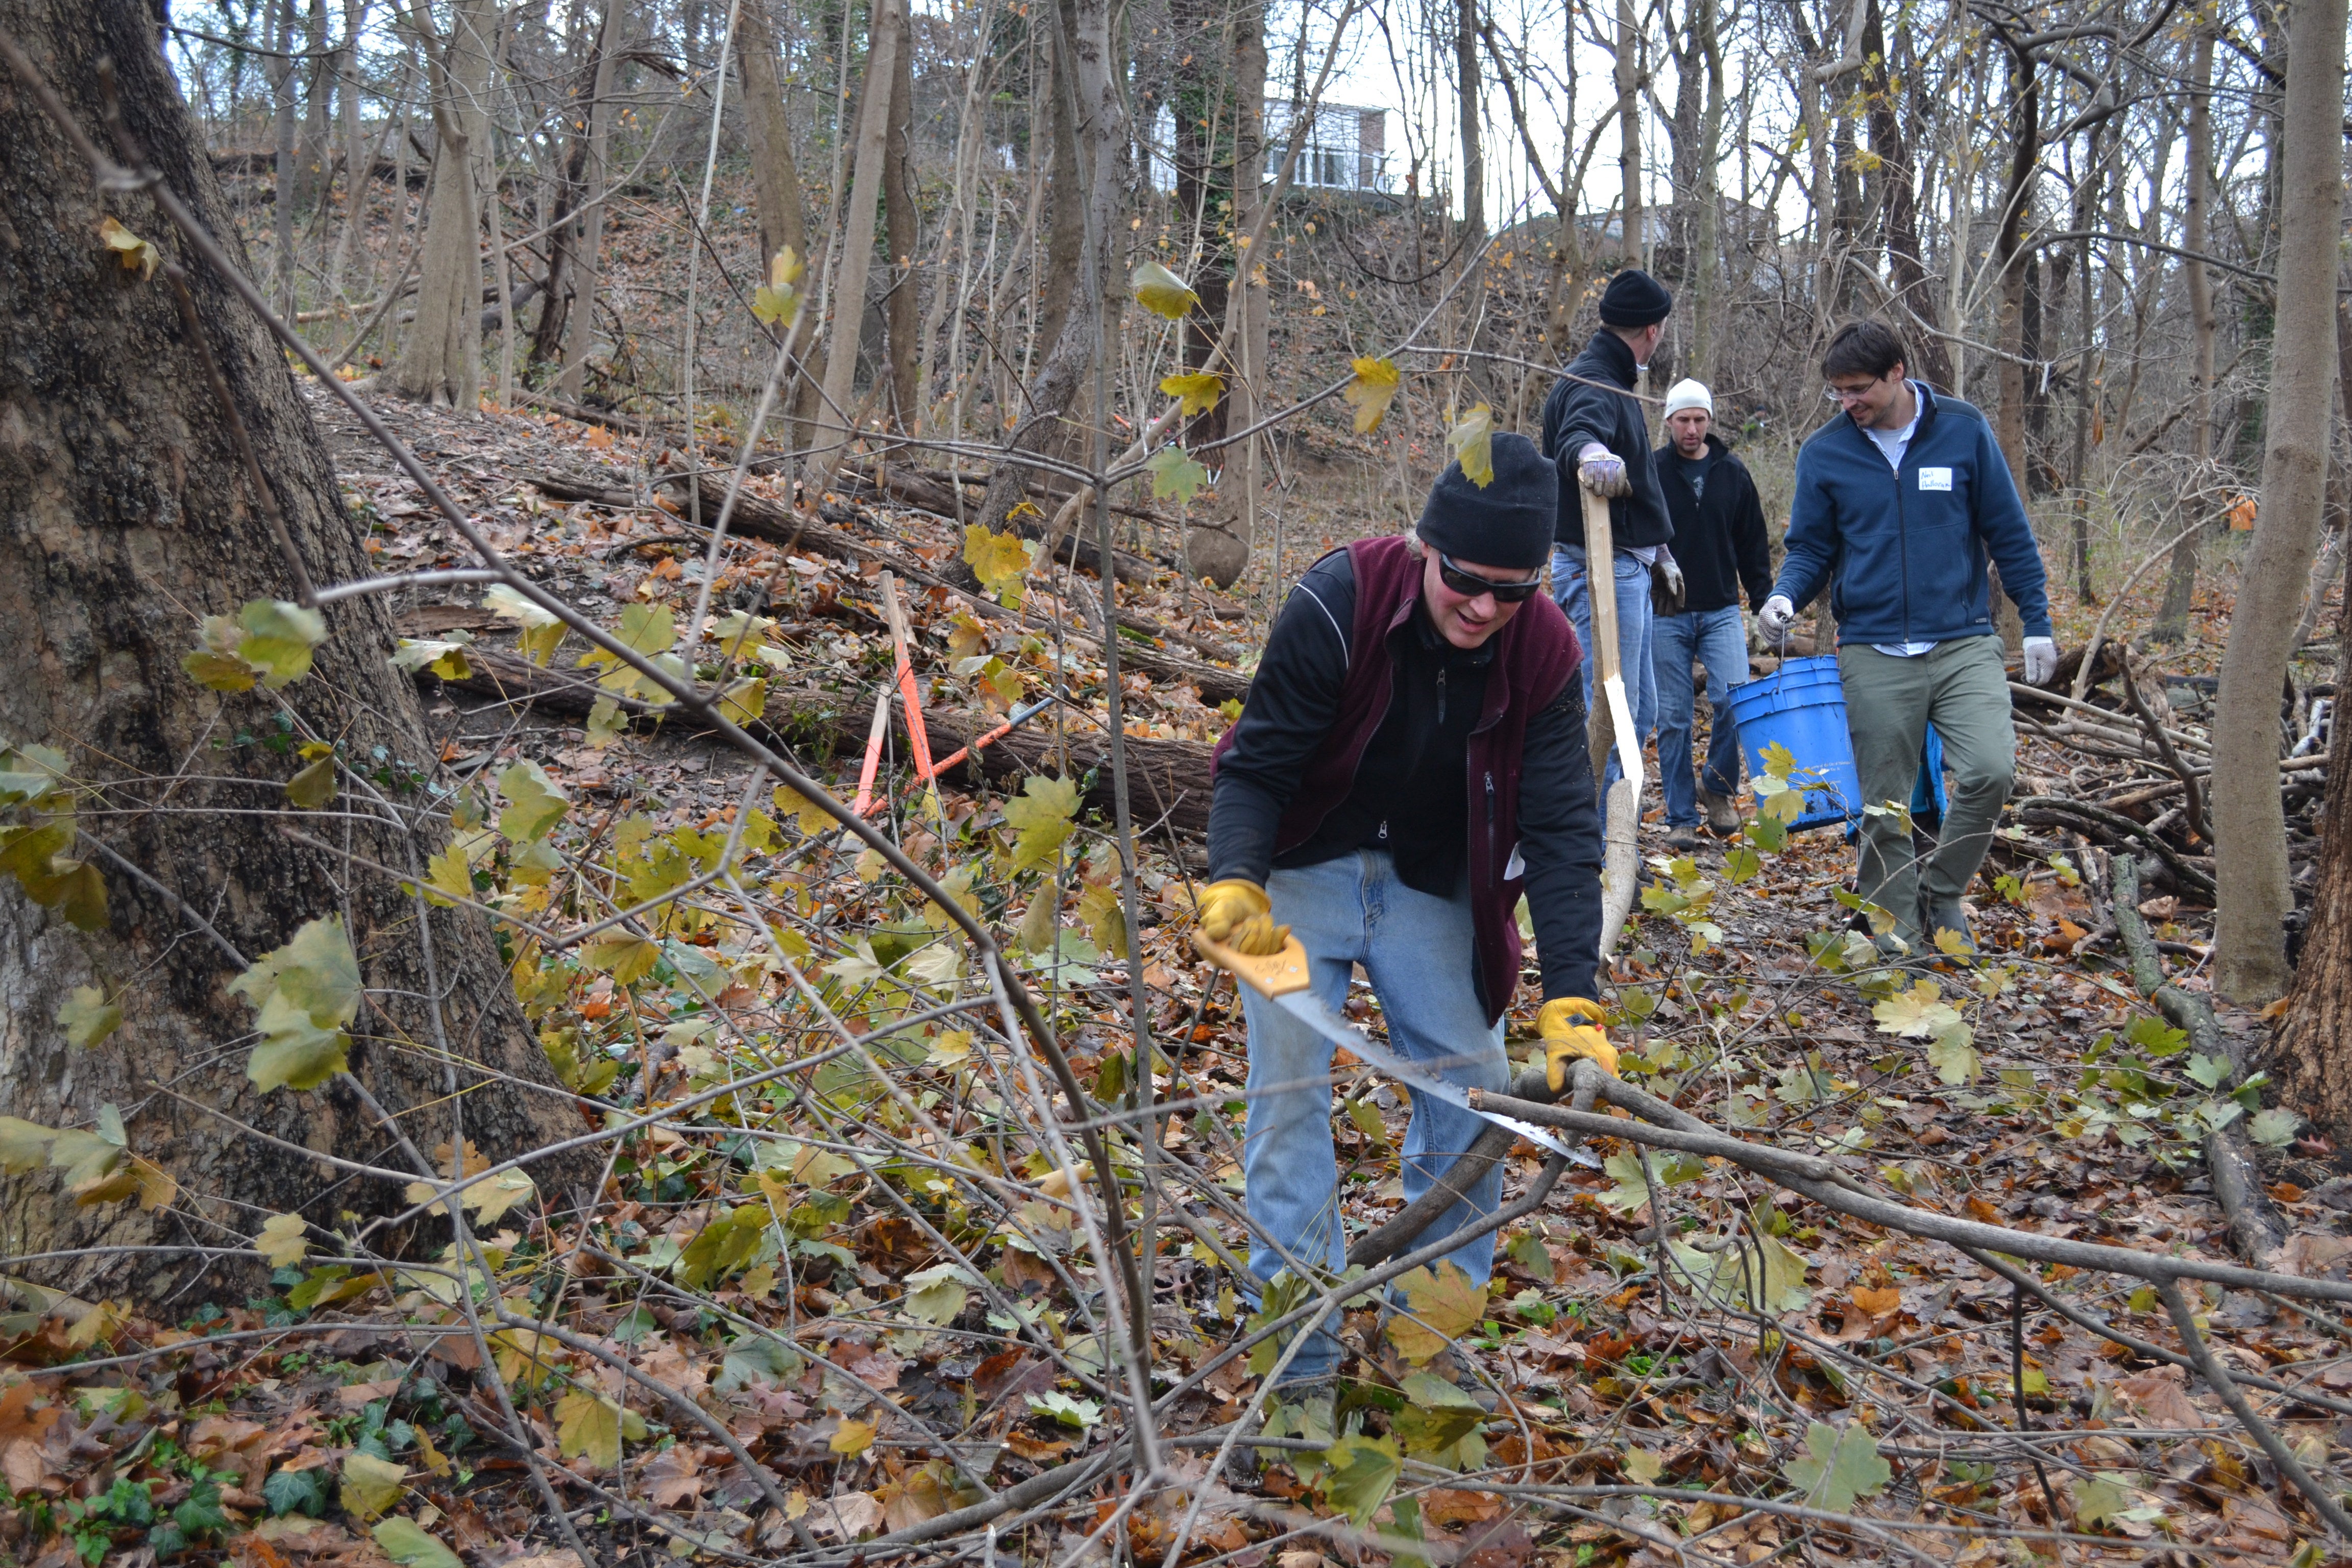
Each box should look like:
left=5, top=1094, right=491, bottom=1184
left=1757, top=321, right=2059, bottom=954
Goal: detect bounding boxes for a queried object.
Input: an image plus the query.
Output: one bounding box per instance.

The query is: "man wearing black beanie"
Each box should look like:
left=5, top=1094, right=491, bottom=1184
left=1198, top=432, right=1610, bottom=1396
left=1540, top=267, right=1677, bottom=793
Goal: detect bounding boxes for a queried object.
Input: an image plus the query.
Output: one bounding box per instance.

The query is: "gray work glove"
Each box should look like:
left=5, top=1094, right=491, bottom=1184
left=1576, top=442, right=1630, bottom=498
left=2022, top=636, right=2060, bottom=686
left=1757, top=594, right=1797, bottom=647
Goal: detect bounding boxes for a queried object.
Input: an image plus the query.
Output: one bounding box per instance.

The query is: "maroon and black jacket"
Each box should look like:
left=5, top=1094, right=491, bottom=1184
left=1209, top=535, right=1605, bottom=1020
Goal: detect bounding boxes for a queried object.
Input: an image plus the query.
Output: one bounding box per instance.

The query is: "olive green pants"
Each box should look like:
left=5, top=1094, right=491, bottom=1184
left=1836, top=636, right=2016, bottom=940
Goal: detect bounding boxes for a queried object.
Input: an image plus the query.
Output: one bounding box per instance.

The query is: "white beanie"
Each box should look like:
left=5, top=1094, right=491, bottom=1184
left=1663, top=378, right=1712, bottom=418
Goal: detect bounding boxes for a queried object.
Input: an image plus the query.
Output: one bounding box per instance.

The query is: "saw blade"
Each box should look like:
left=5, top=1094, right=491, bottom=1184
left=1195, top=930, right=1600, bottom=1168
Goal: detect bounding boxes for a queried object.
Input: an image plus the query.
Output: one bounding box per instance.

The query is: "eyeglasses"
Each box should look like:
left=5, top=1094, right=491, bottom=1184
left=1823, top=374, right=1890, bottom=405
left=1437, top=552, right=1545, bottom=603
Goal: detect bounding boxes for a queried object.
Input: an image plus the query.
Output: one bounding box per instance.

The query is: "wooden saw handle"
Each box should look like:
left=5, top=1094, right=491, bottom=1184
left=1191, top=929, right=1312, bottom=997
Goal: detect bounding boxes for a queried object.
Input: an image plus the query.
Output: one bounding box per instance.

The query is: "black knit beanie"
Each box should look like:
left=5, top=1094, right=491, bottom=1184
left=1416, top=431, right=1556, bottom=572
left=1597, top=268, right=1674, bottom=327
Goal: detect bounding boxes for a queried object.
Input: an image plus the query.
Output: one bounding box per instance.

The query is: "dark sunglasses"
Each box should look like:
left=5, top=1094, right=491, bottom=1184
left=1437, top=551, right=1545, bottom=603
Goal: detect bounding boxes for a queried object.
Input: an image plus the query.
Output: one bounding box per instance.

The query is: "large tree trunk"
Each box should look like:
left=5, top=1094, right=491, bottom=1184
left=557, top=0, right=620, bottom=401
left=270, top=0, right=299, bottom=316
left=391, top=0, right=495, bottom=407
left=1613, top=0, right=1640, bottom=264
left=1454, top=0, right=1485, bottom=367
left=1032, top=3, right=1085, bottom=382
left=2213, top=0, right=2348, bottom=1002
left=0, top=0, right=585, bottom=1306
left=1988, top=32, right=2037, bottom=652
left=807, top=0, right=905, bottom=481
left=971, top=0, right=1120, bottom=541
left=2151, top=27, right=2217, bottom=645
left=737, top=0, right=811, bottom=273
left=1866, top=0, right=1951, bottom=389
left=882, top=21, right=920, bottom=430
left=1685, top=0, right=1723, bottom=385
left=1180, top=0, right=1265, bottom=589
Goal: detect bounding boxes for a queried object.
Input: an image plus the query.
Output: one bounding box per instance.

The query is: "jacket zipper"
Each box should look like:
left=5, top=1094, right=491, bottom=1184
left=1484, top=770, right=1497, bottom=881
left=1437, top=666, right=1447, bottom=726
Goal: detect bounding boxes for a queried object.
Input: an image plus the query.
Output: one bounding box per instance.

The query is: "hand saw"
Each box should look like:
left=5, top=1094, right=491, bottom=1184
left=1193, top=930, right=1601, bottom=1168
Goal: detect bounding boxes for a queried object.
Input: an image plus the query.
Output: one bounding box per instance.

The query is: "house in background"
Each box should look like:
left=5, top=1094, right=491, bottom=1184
left=1146, top=102, right=1392, bottom=198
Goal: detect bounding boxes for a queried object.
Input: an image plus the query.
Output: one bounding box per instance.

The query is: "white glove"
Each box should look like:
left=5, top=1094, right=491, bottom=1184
left=1657, top=548, right=1684, bottom=600
left=1758, top=595, right=1797, bottom=645
left=1576, top=442, right=1630, bottom=498
left=2022, top=636, right=2060, bottom=686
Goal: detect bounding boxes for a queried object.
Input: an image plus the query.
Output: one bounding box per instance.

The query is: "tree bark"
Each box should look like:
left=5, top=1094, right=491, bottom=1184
left=1033, top=3, right=1085, bottom=380
left=391, top=0, right=495, bottom=408
left=2151, top=27, right=2217, bottom=645
left=882, top=18, right=920, bottom=431
left=808, top=0, right=905, bottom=481
left=1613, top=0, right=1640, bottom=264
left=1454, top=0, right=1485, bottom=360
left=971, top=0, right=1120, bottom=541
left=1865, top=0, right=1951, bottom=389
left=270, top=0, right=298, bottom=317
left=738, top=0, right=811, bottom=274
left=1686, top=0, right=1723, bottom=385
left=0, top=0, right=586, bottom=1306
left=2212, top=0, right=2348, bottom=1002
left=557, top=0, right=620, bottom=401
left=296, top=0, right=332, bottom=211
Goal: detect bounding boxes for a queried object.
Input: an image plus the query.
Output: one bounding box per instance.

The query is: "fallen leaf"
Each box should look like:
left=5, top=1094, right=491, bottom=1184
left=2115, top=1366, right=2202, bottom=1429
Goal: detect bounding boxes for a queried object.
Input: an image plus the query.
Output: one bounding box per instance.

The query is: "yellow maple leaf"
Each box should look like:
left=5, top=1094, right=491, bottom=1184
left=1447, top=403, right=1496, bottom=488
left=1159, top=371, right=1224, bottom=416
left=1384, top=1261, right=1487, bottom=1364
left=1342, top=357, right=1401, bottom=433
left=1131, top=260, right=1200, bottom=321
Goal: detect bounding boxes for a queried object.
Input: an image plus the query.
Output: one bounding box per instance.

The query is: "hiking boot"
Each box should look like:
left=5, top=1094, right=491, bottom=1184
left=1664, top=822, right=1701, bottom=852
left=1700, top=787, right=1742, bottom=836
left=1921, top=895, right=1975, bottom=953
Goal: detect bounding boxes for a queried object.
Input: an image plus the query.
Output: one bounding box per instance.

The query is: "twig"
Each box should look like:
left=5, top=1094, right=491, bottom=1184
left=2158, top=1280, right=2352, bottom=1539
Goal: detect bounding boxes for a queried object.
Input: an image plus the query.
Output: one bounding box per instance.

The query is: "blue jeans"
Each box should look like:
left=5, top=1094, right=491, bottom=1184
left=1240, top=851, right=1509, bottom=1383
left=1552, top=544, right=1655, bottom=791
left=1651, top=606, right=1749, bottom=826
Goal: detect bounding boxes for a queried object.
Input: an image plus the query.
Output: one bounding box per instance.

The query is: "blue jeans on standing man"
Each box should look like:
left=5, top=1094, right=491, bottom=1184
left=1651, top=605, right=1749, bottom=828
left=1240, top=850, right=1509, bottom=1385
left=1552, top=543, right=1655, bottom=791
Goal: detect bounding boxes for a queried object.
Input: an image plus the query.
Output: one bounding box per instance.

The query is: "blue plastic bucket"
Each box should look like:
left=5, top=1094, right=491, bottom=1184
left=1721, top=655, right=1947, bottom=832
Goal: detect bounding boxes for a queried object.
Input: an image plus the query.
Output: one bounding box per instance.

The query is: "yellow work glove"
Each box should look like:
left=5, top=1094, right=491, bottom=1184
left=1536, top=996, right=1617, bottom=1088
left=1194, top=877, right=1289, bottom=957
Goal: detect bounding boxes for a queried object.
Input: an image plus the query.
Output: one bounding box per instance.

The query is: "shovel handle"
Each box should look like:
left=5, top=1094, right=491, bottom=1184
left=1190, top=929, right=1313, bottom=998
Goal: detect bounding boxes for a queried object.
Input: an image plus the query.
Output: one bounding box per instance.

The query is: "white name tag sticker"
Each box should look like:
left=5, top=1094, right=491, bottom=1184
left=1918, top=467, right=1953, bottom=491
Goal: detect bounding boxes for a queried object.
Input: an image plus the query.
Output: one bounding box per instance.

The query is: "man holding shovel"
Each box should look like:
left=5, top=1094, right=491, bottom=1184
left=1541, top=268, right=1678, bottom=791
left=1195, top=433, right=1614, bottom=1390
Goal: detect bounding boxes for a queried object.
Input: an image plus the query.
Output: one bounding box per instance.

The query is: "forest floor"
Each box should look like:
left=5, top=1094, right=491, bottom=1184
left=4, top=387, right=2348, bottom=1568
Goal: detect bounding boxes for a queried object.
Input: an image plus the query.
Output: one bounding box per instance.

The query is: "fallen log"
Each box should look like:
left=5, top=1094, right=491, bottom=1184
left=2110, top=853, right=2288, bottom=1271
left=425, top=645, right=1213, bottom=837
left=547, top=470, right=1253, bottom=705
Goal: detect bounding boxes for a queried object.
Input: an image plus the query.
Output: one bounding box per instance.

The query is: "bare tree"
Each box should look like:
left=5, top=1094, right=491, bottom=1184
left=2211, top=0, right=2347, bottom=1000
left=391, top=0, right=495, bottom=407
